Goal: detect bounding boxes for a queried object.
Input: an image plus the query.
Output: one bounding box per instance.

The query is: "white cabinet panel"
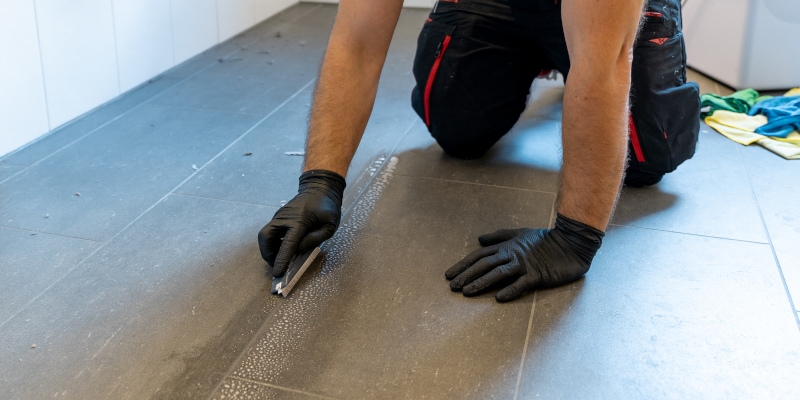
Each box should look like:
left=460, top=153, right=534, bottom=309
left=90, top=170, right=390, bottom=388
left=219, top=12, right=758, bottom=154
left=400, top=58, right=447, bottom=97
left=34, top=0, right=119, bottom=128
left=0, top=0, right=50, bottom=157
left=216, top=0, right=255, bottom=41
left=112, top=0, right=175, bottom=92
left=170, top=0, right=219, bottom=64
left=254, top=0, right=296, bottom=22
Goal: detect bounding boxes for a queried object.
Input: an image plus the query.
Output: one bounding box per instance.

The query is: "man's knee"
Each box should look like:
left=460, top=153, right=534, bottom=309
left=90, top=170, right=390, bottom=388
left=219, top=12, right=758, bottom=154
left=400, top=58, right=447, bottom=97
left=431, top=127, right=496, bottom=159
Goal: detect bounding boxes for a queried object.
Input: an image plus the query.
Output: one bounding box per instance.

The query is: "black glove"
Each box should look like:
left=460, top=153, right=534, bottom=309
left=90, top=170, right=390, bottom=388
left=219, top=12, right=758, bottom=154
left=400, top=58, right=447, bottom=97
left=445, top=214, right=604, bottom=302
left=258, top=169, right=346, bottom=277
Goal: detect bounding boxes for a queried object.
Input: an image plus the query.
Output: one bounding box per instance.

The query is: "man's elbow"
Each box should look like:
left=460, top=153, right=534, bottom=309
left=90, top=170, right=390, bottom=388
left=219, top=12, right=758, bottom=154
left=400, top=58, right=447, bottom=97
left=570, top=44, right=634, bottom=84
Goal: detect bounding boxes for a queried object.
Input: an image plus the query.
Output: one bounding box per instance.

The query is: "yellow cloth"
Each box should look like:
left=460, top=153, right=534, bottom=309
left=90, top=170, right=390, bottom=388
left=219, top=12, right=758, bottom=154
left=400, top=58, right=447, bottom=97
left=784, top=87, right=800, bottom=97
left=705, top=110, right=800, bottom=159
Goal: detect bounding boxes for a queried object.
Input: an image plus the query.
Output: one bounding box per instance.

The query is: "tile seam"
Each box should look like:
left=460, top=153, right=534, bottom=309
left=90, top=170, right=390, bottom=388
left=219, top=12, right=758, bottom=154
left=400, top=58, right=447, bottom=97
left=397, top=175, right=559, bottom=196
left=0, top=79, right=314, bottom=332
left=228, top=376, right=339, bottom=399
left=607, top=223, right=770, bottom=245
left=171, top=192, right=280, bottom=209
left=735, top=146, right=800, bottom=330
left=513, top=291, right=537, bottom=400
left=0, top=225, right=105, bottom=243
left=31, top=0, right=52, bottom=132
left=0, top=161, right=32, bottom=167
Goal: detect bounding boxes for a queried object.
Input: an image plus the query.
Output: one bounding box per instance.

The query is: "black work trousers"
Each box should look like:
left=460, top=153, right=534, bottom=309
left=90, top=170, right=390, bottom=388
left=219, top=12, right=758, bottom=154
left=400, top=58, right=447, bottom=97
left=410, top=0, right=700, bottom=186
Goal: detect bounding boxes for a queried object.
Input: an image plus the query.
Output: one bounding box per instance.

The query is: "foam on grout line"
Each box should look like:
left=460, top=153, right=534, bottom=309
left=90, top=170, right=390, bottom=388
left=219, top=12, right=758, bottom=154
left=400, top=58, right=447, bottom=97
left=220, top=157, right=400, bottom=391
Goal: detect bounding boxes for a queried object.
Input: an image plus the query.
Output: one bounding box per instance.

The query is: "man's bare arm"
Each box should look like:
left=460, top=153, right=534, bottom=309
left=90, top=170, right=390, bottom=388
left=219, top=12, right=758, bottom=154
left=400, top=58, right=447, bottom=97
left=558, top=0, right=645, bottom=231
left=258, top=0, right=403, bottom=275
left=303, top=0, right=405, bottom=177
left=446, top=0, right=645, bottom=302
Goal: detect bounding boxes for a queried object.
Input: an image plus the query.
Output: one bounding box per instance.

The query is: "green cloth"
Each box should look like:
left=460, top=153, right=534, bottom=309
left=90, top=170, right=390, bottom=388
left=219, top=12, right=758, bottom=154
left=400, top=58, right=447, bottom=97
left=700, top=89, right=772, bottom=118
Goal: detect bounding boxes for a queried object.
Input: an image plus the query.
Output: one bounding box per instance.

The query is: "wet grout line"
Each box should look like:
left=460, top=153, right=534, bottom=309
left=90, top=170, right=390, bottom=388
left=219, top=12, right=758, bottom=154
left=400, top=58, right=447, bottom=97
left=229, top=376, right=340, bottom=400
left=0, top=224, right=105, bottom=244
left=340, top=119, right=418, bottom=218
left=206, top=118, right=417, bottom=399
left=735, top=145, right=800, bottom=331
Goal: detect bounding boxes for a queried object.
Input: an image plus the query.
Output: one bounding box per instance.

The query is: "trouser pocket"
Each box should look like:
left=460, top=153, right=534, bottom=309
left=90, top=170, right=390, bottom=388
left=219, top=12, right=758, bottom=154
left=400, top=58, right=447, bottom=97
left=628, top=0, right=700, bottom=175
left=411, top=19, right=457, bottom=130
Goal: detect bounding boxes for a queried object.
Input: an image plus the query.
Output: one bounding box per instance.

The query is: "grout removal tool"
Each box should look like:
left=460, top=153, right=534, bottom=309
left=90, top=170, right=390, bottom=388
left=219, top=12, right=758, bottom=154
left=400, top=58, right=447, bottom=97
left=270, top=247, right=321, bottom=297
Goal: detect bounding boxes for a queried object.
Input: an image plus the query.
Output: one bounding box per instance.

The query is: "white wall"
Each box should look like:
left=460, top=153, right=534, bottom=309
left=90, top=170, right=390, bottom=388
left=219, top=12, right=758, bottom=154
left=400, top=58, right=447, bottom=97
left=0, top=0, right=300, bottom=158
left=300, top=0, right=434, bottom=8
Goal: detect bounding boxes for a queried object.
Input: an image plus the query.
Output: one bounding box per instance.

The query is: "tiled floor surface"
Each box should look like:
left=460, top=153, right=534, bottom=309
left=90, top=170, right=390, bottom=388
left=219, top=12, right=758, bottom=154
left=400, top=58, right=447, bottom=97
left=1, top=4, right=799, bottom=399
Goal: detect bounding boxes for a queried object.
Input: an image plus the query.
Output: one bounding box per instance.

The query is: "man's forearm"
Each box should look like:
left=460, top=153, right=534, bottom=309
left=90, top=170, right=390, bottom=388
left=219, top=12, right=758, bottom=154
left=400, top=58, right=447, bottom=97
left=303, top=44, right=382, bottom=176
left=557, top=65, right=631, bottom=231
left=303, top=1, right=403, bottom=177
left=558, top=0, right=643, bottom=232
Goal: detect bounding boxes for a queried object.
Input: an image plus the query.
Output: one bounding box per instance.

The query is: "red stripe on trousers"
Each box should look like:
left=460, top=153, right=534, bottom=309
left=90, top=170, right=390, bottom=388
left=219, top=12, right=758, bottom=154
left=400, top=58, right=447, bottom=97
left=629, top=114, right=645, bottom=162
left=424, top=35, right=452, bottom=127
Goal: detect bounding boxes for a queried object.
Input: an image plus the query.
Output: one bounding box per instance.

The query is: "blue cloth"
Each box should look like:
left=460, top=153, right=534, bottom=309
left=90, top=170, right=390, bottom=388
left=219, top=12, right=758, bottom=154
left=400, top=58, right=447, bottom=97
left=748, top=95, right=800, bottom=138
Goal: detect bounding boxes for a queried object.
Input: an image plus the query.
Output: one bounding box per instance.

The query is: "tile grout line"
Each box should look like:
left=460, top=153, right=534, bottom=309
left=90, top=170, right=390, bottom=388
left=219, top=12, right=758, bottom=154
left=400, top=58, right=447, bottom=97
left=397, top=175, right=559, bottom=196
left=607, top=223, right=771, bottom=245
left=513, top=291, right=537, bottom=400
left=735, top=146, right=800, bottom=330
left=0, top=161, right=32, bottom=167
left=171, top=192, right=282, bottom=209
left=31, top=0, right=52, bottom=132
left=229, top=376, right=339, bottom=399
left=150, top=103, right=254, bottom=116
left=0, top=224, right=104, bottom=244
left=0, top=79, right=315, bottom=332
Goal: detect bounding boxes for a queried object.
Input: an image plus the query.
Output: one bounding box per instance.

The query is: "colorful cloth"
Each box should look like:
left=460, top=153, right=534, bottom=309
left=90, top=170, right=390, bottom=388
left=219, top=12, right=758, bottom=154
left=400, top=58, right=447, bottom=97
left=700, top=89, right=771, bottom=118
left=705, top=110, right=800, bottom=160
left=748, top=95, right=800, bottom=138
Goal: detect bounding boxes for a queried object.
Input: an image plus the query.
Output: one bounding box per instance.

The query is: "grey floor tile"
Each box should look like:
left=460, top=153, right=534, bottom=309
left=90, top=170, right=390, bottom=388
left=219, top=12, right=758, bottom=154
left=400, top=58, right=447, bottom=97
left=174, top=88, right=312, bottom=208
left=517, top=225, right=800, bottom=399
left=164, top=4, right=325, bottom=80
left=1, top=75, right=182, bottom=167
left=0, top=163, right=26, bottom=182
left=0, top=103, right=262, bottom=241
left=612, top=125, right=768, bottom=243
left=0, top=227, right=100, bottom=324
left=393, top=84, right=564, bottom=194
left=0, top=194, right=281, bottom=400
left=151, top=6, right=336, bottom=116
left=739, top=143, right=800, bottom=309
left=227, top=173, right=554, bottom=399
left=176, top=8, right=425, bottom=209
left=211, top=378, right=333, bottom=400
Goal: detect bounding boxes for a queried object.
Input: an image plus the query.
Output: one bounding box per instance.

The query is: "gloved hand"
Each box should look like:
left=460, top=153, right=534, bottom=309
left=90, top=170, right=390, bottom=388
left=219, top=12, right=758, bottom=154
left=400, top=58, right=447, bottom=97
left=258, top=169, right=346, bottom=277
left=445, top=214, right=604, bottom=302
